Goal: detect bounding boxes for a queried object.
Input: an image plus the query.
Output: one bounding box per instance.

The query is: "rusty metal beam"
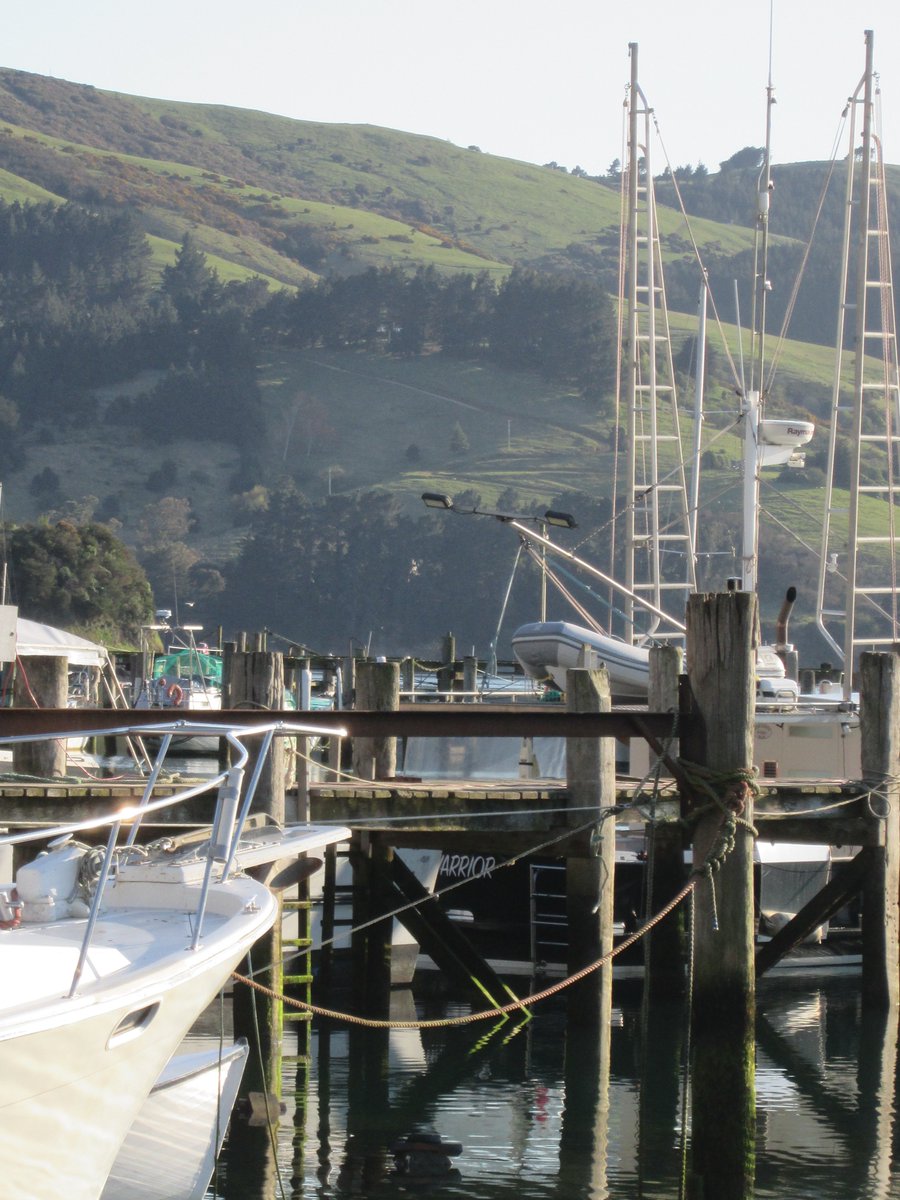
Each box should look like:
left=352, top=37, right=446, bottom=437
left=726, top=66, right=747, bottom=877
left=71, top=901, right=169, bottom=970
left=0, top=705, right=682, bottom=740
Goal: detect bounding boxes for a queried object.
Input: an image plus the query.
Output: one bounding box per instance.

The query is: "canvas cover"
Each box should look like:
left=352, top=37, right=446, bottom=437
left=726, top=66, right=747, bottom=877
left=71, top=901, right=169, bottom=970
left=15, top=617, right=108, bottom=667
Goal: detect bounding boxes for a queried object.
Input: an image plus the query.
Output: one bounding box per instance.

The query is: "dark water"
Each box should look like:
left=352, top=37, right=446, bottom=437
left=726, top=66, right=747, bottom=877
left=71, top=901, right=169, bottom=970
left=207, top=978, right=900, bottom=1200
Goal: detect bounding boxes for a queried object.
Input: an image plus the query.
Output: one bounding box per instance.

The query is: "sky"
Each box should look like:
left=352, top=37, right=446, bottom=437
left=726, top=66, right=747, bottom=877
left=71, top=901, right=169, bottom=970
left=5, top=1, right=900, bottom=175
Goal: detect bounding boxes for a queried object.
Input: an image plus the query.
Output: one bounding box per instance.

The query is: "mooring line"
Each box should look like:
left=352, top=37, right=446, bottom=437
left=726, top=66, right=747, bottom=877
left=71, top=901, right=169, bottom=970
left=233, top=877, right=698, bottom=1030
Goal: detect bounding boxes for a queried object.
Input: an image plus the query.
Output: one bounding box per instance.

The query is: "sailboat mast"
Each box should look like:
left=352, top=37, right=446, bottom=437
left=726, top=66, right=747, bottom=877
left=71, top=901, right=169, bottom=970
left=623, top=42, right=640, bottom=638
left=842, top=30, right=876, bottom=686
left=741, top=28, right=776, bottom=596
left=816, top=29, right=900, bottom=697
left=620, top=43, right=696, bottom=645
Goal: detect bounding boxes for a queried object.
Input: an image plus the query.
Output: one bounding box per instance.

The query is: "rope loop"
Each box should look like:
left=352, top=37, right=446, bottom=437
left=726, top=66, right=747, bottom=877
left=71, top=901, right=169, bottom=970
left=677, top=759, right=759, bottom=831
left=674, top=758, right=759, bottom=882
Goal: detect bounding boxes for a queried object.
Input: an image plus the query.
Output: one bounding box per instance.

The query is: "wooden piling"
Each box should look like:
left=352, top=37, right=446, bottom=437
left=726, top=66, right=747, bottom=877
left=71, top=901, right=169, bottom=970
left=227, top=647, right=286, bottom=1097
left=347, top=661, right=400, bottom=1008
left=564, top=667, right=615, bottom=1027
left=351, top=660, right=400, bottom=781
left=859, top=649, right=900, bottom=1008
left=350, top=835, right=394, bottom=1014
left=683, top=591, right=757, bottom=1199
left=437, top=632, right=455, bottom=698
left=226, top=649, right=286, bottom=820
left=644, top=646, right=686, bottom=997
left=462, top=654, right=477, bottom=698
left=13, top=655, right=67, bottom=778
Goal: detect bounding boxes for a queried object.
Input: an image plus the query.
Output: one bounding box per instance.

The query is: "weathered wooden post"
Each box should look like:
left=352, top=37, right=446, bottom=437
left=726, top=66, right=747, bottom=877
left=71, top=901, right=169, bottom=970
left=349, top=660, right=399, bottom=1012
left=291, top=655, right=311, bottom=821
left=227, top=648, right=286, bottom=1103
left=565, top=666, right=615, bottom=1027
left=683, top=591, right=757, bottom=1200
left=401, top=656, right=415, bottom=697
left=350, top=834, right=394, bottom=1015
left=859, top=649, right=900, bottom=1007
left=351, top=660, right=400, bottom=781
left=227, top=649, right=285, bottom=820
left=644, top=644, right=686, bottom=997
left=462, top=654, right=478, bottom=699
left=558, top=666, right=614, bottom=1199
left=637, top=647, right=687, bottom=1194
left=13, top=655, right=67, bottom=778
left=437, top=632, right=455, bottom=699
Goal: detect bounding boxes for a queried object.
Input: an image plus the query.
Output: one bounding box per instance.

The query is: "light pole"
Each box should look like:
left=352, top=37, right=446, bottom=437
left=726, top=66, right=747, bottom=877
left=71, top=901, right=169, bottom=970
left=421, top=493, right=577, bottom=623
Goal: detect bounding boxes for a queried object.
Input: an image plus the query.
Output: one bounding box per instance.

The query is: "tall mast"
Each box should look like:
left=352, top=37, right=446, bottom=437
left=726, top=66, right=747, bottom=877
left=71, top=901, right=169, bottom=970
left=620, top=43, right=696, bottom=645
left=741, top=14, right=776, bottom=596
left=816, top=29, right=900, bottom=696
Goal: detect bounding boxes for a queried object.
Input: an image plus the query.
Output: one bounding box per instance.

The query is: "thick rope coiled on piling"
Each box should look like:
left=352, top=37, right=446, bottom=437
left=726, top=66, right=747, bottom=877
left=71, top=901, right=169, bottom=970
left=676, top=760, right=759, bottom=879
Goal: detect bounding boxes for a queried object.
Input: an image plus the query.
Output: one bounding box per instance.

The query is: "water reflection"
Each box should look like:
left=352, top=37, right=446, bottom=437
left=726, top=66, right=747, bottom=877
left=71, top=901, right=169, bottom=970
left=207, top=979, right=900, bottom=1199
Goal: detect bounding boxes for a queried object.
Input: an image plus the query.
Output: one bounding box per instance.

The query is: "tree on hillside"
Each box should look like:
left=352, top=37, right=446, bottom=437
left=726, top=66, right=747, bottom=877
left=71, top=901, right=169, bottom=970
left=135, top=497, right=198, bottom=608
left=450, top=422, right=470, bottom=454
left=159, top=233, right=222, bottom=326
left=489, top=268, right=617, bottom=401
left=438, top=272, right=496, bottom=357
left=719, top=147, right=765, bottom=171
left=392, top=267, right=440, bottom=355
left=5, top=519, right=154, bottom=645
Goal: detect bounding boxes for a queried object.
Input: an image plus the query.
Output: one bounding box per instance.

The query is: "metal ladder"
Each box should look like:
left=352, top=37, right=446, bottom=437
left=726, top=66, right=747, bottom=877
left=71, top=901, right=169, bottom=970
left=620, top=44, right=696, bottom=646
left=816, top=31, right=900, bottom=692
left=529, top=862, right=567, bottom=967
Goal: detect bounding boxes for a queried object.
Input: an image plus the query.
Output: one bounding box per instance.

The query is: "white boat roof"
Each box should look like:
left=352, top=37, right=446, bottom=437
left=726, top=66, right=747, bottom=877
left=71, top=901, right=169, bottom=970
left=16, top=617, right=108, bottom=667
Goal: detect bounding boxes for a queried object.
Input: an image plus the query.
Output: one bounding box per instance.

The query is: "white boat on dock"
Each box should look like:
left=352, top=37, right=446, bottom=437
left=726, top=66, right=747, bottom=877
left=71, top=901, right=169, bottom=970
left=0, top=718, right=350, bottom=1200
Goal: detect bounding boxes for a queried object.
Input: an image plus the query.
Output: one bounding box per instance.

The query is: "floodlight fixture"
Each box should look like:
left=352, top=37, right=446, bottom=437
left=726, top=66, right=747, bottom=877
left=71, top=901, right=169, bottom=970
left=544, top=510, right=577, bottom=530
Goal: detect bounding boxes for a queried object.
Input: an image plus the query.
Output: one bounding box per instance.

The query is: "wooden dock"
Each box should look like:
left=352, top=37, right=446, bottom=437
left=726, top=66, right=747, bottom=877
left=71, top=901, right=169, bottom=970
left=2, top=599, right=899, bottom=1200
left=0, top=772, right=872, bottom=848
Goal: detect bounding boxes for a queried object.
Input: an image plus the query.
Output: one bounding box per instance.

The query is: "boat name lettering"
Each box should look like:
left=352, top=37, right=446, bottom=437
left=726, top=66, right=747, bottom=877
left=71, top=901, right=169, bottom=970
left=439, top=853, right=496, bottom=879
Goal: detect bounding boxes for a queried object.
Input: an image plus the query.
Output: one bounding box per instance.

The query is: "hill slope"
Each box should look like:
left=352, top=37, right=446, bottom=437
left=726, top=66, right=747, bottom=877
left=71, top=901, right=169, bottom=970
left=0, top=66, right=894, bottom=664
left=0, top=67, right=763, bottom=293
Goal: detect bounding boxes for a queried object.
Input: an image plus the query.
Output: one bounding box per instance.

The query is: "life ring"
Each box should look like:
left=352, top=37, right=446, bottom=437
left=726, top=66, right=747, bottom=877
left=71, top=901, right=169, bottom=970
left=167, top=682, right=185, bottom=706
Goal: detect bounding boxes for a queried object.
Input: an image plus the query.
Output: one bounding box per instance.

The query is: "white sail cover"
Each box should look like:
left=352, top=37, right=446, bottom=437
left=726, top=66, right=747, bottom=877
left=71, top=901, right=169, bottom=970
left=15, top=617, right=108, bottom=667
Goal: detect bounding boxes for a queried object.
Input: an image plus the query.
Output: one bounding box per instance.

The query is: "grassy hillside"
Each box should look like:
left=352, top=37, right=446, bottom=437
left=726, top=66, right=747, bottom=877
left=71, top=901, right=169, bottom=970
left=0, top=67, right=764, bottom=296
left=0, top=64, right=895, bottom=662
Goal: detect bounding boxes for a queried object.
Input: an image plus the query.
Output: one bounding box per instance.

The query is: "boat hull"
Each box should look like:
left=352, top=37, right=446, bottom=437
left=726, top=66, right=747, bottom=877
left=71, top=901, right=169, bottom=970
left=512, top=621, right=651, bottom=695
left=0, top=878, right=277, bottom=1200
left=102, top=1040, right=248, bottom=1200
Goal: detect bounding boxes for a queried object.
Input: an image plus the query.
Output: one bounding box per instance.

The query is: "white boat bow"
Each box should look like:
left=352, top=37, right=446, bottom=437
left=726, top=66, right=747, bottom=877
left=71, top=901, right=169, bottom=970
left=0, top=718, right=350, bottom=1200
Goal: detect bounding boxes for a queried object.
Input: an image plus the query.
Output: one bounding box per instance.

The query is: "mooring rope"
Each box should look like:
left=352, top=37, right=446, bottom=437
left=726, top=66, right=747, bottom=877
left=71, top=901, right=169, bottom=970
left=233, top=756, right=885, bottom=1028
left=273, top=809, right=626, bottom=975
left=233, top=878, right=697, bottom=1030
